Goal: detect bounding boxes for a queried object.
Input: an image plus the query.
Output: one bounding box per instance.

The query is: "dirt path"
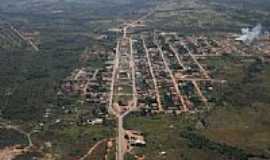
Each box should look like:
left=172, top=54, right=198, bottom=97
left=180, top=42, right=210, bottom=79
left=191, top=80, right=208, bottom=106
left=155, top=36, right=188, bottom=112
left=0, top=123, right=33, bottom=147
left=142, top=37, right=163, bottom=112
left=9, top=25, right=39, bottom=51
left=79, top=139, right=108, bottom=160
left=169, top=44, right=187, bottom=70
left=108, top=41, right=120, bottom=116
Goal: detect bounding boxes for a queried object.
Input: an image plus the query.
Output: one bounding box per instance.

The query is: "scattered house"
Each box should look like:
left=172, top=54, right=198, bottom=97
left=87, top=118, right=103, bottom=125
left=125, top=130, right=146, bottom=147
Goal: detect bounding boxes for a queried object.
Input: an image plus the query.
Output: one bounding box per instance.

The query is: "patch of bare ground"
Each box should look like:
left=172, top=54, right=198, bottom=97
left=0, top=145, right=29, bottom=160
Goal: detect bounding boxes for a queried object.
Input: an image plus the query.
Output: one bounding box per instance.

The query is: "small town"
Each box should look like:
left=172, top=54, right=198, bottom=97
left=1, top=1, right=270, bottom=160
left=56, top=15, right=270, bottom=159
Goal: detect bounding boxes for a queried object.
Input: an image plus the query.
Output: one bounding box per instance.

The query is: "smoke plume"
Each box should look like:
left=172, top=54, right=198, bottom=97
left=236, top=24, right=262, bottom=44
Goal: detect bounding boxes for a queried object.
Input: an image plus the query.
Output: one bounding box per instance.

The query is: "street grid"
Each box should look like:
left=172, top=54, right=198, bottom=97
left=63, top=12, right=269, bottom=160
left=109, top=25, right=227, bottom=159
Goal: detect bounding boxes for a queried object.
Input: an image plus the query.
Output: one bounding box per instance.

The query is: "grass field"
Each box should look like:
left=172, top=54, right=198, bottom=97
left=32, top=125, right=114, bottom=160
left=202, top=105, right=270, bottom=156
left=124, top=113, right=226, bottom=160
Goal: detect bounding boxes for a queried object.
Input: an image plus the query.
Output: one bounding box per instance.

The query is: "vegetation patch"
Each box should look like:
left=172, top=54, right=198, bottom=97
left=0, top=128, right=28, bottom=149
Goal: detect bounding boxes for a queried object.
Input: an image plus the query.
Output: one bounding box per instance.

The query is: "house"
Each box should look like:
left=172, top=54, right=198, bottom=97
left=87, top=118, right=103, bottom=125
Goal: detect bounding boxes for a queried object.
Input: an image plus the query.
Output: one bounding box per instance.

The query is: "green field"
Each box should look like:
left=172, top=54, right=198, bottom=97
left=32, top=124, right=114, bottom=160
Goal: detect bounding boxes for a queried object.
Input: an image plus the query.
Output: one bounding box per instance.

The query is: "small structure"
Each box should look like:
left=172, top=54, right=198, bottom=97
left=125, top=130, right=146, bottom=147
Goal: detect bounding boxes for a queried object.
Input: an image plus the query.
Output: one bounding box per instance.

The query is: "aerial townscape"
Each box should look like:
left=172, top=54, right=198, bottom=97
left=0, top=0, right=270, bottom=160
